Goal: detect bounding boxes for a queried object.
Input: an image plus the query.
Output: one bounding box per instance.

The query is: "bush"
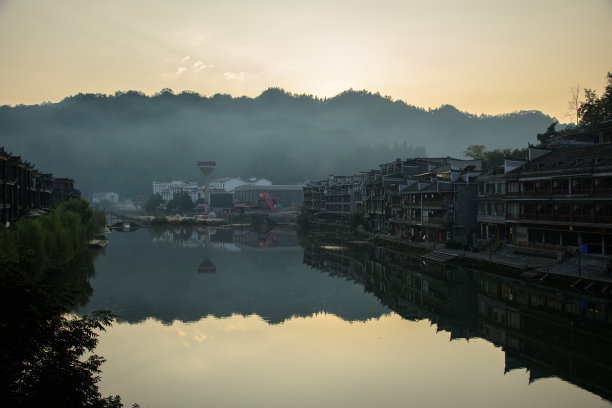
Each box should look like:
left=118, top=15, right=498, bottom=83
left=0, top=199, right=105, bottom=276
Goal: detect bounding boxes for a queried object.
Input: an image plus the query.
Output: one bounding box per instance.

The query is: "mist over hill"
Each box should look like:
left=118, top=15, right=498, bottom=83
left=0, top=88, right=555, bottom=198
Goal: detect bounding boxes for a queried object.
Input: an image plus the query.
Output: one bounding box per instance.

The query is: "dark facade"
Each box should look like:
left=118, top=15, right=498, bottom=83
left=52, top=177, right=80, bottom=202
left=305, top=156, right=482, bottom=244
left=477, top=144, right=612, bottom=256
left=304, top=175, right=365, bottom=223
left=475, top=269, right=612, bottom=399
left=1, top=147, right=77, bottom=226
left=210, top=192, right=233, bottom=210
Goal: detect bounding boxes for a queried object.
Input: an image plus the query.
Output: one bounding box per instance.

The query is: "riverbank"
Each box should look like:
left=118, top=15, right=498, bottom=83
left=370, top=234, right=612, bottom=284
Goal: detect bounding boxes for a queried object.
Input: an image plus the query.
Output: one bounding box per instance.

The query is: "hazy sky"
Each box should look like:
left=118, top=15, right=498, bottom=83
left=0, top=0, right=610, bottom=121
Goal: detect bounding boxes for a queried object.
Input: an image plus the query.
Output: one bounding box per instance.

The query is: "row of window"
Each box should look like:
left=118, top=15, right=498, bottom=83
left=484, top=176, right=612, bottom=196
left=479, top=202, right=612, bottom=219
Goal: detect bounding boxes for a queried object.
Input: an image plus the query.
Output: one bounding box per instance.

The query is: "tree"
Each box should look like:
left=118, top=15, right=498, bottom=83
left=578, top=72, right=612, bottom=130
left=0, top=273, right=123, bottom=408
left=536, top=121, right=558, bottom=146
left=463, top=145, right=486, bottom=160
left=567, top=84, right=581, bottom=125
left=145, top=193, right=164, bottom=213
left=166, top=192, right=194, bottom=213
left=296, top=206, right=310, bottom=231
left=348, top=211, right=364, bottom=232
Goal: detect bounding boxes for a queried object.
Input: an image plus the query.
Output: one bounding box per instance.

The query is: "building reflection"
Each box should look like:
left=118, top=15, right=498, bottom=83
left=302, top=238, right=612, bottom=402
left=150, top=227, right=301, bottom=274
left=151, top=227, right=300, bottom=251
left=197, top=228, right=216, bottom=273
left=475, top=269, right=612, bottom=400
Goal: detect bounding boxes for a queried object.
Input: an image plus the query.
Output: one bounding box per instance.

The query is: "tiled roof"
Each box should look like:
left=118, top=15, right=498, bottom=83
left=512, top=144, right=612, bottom=177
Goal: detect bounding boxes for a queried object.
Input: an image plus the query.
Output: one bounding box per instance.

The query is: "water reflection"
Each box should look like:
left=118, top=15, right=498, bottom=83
left=79, top=228, right=389, bottom=325
left=78, top=228, right=612, bottom=407
left=302, top=237, right=612, bottom=403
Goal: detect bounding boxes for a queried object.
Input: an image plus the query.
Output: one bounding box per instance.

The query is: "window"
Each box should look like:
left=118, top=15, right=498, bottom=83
left=572, top=178, right=592, bottom=194
left=507, top=203, right=520, bottom=218
left=507, top=182, right=519, bottom=195
left=521, top=181, right=534, bottom=194
left=523, top=203, right=536, bottom=218
left=553, top=178, right=569, bottom=194
left=535, top=180, right=551, bottom=194
left=574, top=203, right=594, bottom=217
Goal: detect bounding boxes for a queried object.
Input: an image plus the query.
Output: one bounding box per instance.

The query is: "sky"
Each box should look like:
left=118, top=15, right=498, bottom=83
left=0, top=0, right=610, bottom=122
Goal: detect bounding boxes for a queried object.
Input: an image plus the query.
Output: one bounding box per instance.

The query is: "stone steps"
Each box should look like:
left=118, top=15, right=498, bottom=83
left=422, top=251, right=458, bottom=263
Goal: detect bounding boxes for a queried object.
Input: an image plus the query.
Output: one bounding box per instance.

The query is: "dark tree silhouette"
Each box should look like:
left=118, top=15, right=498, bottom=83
left=578, top=72, right=612, bottom=130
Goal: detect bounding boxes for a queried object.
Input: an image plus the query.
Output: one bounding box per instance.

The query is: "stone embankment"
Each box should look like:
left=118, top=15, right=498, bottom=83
left=372, top=235, right=612, bottom=284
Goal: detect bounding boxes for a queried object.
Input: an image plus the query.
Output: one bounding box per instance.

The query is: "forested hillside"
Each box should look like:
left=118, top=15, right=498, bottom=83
left=0, top=88, right=555, bottom=198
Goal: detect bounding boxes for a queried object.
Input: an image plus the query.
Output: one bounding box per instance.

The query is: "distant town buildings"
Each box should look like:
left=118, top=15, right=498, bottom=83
left=210, top=177, right=272, bottom=192
left=91, top=192, right=120, bottom=205
left=305, top=157, right=482, bottom=244
left=304, top=123, right=612, bottom=255
left=152, top=180, right=200, bottom=202
left=152, top=176, right=296, bottom=211
left=234, top=185, right=304, bottom=210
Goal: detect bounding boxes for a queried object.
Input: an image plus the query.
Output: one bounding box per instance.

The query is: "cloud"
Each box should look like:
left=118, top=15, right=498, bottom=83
left=175, top=67, right=187, bottom=75
left=193, top=60, right=212, bottom=72
left=223, top=71, right=246, bottom=80
left=181, top=55, right=191, bottom=63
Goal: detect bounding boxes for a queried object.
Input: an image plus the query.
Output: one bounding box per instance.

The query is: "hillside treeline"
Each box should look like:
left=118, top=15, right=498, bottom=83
left=0, top=88, right=554, bottom=198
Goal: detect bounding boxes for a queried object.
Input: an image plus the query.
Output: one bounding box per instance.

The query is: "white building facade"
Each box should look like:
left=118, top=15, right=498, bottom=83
left=91, top=192, right=119, bottom=204
left=153, top=177, right=273, bottom=203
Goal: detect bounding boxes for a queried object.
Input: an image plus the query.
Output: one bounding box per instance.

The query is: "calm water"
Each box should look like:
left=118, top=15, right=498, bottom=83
left=78, top=227, right=612, bottom=408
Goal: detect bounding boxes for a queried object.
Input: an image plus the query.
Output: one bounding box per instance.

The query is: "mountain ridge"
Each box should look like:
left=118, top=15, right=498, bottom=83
left=0, top=88, right=555, bottom=198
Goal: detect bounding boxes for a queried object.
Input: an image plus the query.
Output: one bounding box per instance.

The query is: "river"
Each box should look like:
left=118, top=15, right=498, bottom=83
left=76, top=227, right=612, bottom=408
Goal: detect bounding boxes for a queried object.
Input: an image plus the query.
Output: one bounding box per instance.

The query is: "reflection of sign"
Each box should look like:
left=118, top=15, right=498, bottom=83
left=197, top=161, right=216, bottom=167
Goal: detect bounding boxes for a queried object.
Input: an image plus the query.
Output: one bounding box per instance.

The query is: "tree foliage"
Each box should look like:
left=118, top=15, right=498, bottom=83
left=463, top=145, right=486, bottom=160
left=348, top=211, right=364, bottom=232
left=463, top=145, right=528, bottom=171
left=296, top=205, right=310, bottom=231
left=0, top=198, right=123, bottom=407
left=578, top=72, right=612, bottom=130
left=166, top=192, right=194, bottom=213
left=536, top=121, right=558, bottom=146
left=144, top=193, right=164, bottom=214
left=0, top=199, right=106, bottom=277
left=0, top=273, right=123, bottom=408
left=0, top=89, right=554, bottom=198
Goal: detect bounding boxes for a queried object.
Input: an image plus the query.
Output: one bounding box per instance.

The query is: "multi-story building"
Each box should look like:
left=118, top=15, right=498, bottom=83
left=1, top=147, right=73, bottom=226
left=153, top=177, right=275, bottom=206
left=476, top=159, right=527, bottom=241
left=210, top=177, right=272, bottom=192
left=304, top=156, right=482, bottom=243
left=498, top=144, right=612, bottom=256
left=152, top=180, right=200, bottom=202
left=391, top=158, right=482, bottom=244
left=364, top=169, right=385, bottom=230
left=304, top=175, right=365, bottom=223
